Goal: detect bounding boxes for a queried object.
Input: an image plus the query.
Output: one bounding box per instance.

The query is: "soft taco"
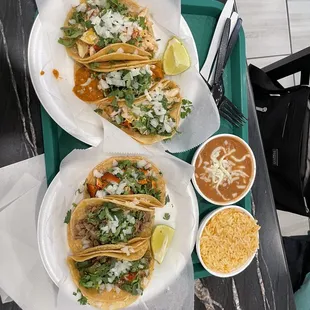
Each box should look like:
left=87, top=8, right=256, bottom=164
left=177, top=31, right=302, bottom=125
left=71, top=238, right=149, bottom=262
left=67, top=249, right=154, bottom=309
left=73, top=61, right=163, bottom=106
left=99, top=79, right=192, bottom=144
left=58, top=0, right=158, bottom=64
left=85, top=156, right=166, bottom=204
left=68, top=198, right=154, bottom=255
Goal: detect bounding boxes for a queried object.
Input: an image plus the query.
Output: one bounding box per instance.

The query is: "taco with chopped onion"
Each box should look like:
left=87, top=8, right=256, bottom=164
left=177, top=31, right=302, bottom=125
left=67, top=248, right=154, bottom=309
left=58, top=0, right=158, bottom=64
left=68, top=198, right=154, bottom=255
left=73, top=61, right=163, bottom=106
left=84, top=156, right=166, bottom=204
left=98, top=79, right=192, bottom=144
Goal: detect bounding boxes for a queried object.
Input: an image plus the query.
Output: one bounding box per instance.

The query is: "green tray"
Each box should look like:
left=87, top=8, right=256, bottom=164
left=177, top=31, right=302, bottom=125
left=41, top=0, right=248, bottom=279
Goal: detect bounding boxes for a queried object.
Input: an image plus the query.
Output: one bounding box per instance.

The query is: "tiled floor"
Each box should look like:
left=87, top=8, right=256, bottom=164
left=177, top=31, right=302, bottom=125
left=237, top=0, right=310, bottom=235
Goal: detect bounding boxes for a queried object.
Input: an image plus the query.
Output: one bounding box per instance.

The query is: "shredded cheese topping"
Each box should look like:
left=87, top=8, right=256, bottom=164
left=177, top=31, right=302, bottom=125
left=198, top=141, right=251, bottom=200
left=200, top=209, right=260, bottom=273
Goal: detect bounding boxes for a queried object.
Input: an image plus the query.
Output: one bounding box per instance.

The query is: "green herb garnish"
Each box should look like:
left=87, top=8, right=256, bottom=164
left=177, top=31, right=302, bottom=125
left=165, top=195, right=170, bottom=204
left=76, top=255, right=150, bottom=295
left=78, top=294, right=88, bottom=305
left=180, top=99, right=192, bottom=119
left=89, top=62, right=100, bottom=69
left=163, top=213, right=170, bottom=220
left=94, top=108, right=103, bottom=114
left=138, top=16, right=147, bottom=29
left=76, top=188, right=83, bottom=194
left=58, top=38, right=76, bottom=48
left=61, top=26, right=84, bottom=39
left=72, top=203, right=78, bottom=208
left=64, top=210, right=72, bottom=224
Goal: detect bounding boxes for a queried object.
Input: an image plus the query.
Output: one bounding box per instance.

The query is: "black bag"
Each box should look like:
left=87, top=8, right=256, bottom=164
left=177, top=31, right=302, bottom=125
left=249, top=64, right=310, bottom=217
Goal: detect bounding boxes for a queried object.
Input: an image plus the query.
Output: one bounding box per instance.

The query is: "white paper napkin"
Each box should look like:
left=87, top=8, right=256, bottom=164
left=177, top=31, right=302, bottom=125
left=0, top=155, right=59, bottom=310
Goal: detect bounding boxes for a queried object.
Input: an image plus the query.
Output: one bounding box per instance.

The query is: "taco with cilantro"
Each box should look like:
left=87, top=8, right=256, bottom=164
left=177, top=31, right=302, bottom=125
left=59, top=0, right=158, bottom=64
left=99, top=79, right=192, bottom=144
left=67, top=248, right=154, bottom=309
left=73, top=61, right=163, bottom=106
left=84, top=156, right=166, bottom=204
left=68, top=197, right=154, bottom=255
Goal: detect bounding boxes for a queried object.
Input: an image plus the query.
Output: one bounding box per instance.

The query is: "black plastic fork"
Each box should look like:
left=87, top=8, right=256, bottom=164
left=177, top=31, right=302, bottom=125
left=211, top=17, right=247, bottom=128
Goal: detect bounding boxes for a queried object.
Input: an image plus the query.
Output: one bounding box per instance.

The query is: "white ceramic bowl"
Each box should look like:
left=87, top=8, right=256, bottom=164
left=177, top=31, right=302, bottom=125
left=191, top=134, right=256, bottom=206
left=196, top=205, right=258, bottom=278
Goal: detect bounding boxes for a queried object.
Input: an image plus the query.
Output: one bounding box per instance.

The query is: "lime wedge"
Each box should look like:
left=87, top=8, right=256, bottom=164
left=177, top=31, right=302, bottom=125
left=151, top=225, right=175, bottom=264
left=163, top=37, right=191, bottom=75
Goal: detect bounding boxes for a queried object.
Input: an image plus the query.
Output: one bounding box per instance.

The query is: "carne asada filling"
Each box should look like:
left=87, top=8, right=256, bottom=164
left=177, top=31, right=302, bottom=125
left=74, top=202, right=150, bottom=247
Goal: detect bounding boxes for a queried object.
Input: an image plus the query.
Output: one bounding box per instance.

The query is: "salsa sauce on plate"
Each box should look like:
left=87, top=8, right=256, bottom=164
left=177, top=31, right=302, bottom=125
left=195, top=136, right=254, bottom=204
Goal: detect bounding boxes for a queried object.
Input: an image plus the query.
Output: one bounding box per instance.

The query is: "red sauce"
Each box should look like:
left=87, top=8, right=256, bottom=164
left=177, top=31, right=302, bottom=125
left=195, top=136, right=254, bottom=203
left=73, top=66, right=104, bottom=102
left=52, top=69, right=60, bottom=79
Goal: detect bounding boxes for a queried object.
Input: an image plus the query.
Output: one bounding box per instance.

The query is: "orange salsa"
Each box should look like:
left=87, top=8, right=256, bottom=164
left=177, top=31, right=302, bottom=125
left=195, top=136, right=254, bottom=203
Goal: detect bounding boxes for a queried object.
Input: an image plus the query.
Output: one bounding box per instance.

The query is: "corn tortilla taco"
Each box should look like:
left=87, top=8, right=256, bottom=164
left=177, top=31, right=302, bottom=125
left=67, top=249, right=154, bottom=309
left=73, top=61, right=163, bottom=106
left=70, top=238, right=149, bottom=262
left=68, top=197, right=154, bottom=255
left=99, top=79, right=191, bottom=144
left=59, top=0, right=158, bottom=64
left=84, top=156, right=166, bottom=204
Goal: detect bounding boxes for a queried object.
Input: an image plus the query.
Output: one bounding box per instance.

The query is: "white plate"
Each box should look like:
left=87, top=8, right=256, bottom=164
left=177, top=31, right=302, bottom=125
left=37, top=171, right=199, bottom=302
left=28, top=16, right=200, bottom=147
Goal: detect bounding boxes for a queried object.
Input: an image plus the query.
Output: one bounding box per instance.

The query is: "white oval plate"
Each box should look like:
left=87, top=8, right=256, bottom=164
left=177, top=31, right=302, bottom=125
left=28, top=16, right=199, bottom=147
left=37, top=171, right=199, bottom=303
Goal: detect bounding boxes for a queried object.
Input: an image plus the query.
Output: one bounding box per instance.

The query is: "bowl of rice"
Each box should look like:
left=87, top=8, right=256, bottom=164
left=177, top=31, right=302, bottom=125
left=196, top=206, right=260, bottom=277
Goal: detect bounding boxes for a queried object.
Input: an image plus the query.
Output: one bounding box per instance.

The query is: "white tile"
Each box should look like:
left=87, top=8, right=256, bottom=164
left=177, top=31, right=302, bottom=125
left=288, top=0, right=310, bottom=53
left=277, top=210, right=309, bottom=236
left=247, top=55, right=295, bottom=87
left=236, top=0, right=291, bottom=58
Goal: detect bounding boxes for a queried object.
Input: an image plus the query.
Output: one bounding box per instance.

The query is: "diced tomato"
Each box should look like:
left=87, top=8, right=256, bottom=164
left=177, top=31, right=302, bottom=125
left=138, top=179, right=148, bottom=185
left=96, top=178, right=108, bottom=189
left=151, top=65, right=164, bottom=80
left=102, top=172, right=120, bottom=184
left=87, top=183, right=98, bottom=197
left=125, top=272, right=137, bottom=282
left=151, top=180, right=156, bottom=189
left=121, top=120, right=131, bottom=128
left=132, top=29, right=139, bottom=39
left=93, top=45, right=101, bottom=52
left=140, top=169, right=148, bottom=175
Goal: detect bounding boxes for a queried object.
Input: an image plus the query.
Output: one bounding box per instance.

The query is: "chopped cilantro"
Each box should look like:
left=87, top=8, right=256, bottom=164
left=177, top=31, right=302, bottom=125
left=60, top=26, right=84, bottom=39
left=89, top=62, right=100, bottom=69
left=71, top=11, right=84, bottom=24
left=64, top=210, right=72, bottom=224
left=138, top=16, right=147, bottom=29
left=111, top=97, right=119, bottom=111
left=108, top=0, right=128, bottom=14
left=163, top=213, right=170, bottom=220
left=75, top=188, right=83, bottom=194
left=97, top=36, right=121, bottom=48
left=84, top=20, right=92, bottom=29
left=94, top=108, right=103, bottom=114
left=58, top=38, right=76, bottom=48
left=72, top=203, right=77, bottom=208
left=165, top=195, right=170, bottom=204
left=78, top=294, right=88, bottom=305
left=73, top=291, right=77, bottom=296
left=180, top=99, right=192, bottom=119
